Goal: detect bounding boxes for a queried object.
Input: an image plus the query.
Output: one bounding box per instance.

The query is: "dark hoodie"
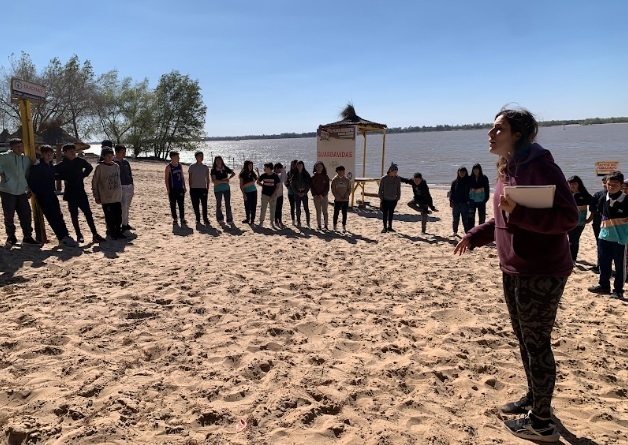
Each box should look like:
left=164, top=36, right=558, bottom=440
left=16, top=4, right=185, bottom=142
left=464, top=143, right=578, bottom=277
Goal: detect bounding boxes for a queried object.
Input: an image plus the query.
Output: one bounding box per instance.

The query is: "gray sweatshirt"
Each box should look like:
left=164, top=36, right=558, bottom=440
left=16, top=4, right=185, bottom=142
left=378, top=175, right=401, bottom=201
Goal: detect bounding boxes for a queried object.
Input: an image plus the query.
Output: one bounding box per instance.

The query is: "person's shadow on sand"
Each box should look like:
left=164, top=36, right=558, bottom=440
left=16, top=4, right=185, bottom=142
left=0, top=243, right=83, bottom=285
left=196, top=223, right=221, bottom=237
left=92, top=238, right=131, bottom=259
left=552, top=415, right=601, bottom=445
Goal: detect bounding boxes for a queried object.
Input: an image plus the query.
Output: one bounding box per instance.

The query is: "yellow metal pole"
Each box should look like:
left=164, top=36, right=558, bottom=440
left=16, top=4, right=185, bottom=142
left=381, top=129, right=387, bottom=177
left=19, top=99, right=46, bottom=243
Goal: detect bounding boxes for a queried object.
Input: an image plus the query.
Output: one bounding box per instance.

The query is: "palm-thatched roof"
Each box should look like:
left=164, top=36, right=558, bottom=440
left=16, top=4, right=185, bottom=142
left=9, top=124, right=90, bottom=152
left=319, top=103, right=387, bottom=133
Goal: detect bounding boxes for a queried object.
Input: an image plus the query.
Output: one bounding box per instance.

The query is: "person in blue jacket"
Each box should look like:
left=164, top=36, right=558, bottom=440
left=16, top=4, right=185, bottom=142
left=27, top=145, right=77, bottom=247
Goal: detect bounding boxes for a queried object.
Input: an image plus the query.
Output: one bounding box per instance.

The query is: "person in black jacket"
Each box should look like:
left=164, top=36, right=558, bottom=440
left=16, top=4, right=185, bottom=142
left=28, top=146, right=77, bottom=247
left=468, top=163, right=490, bottom=229
left=399, top=172, right=438, bottom=234
left=449, top=166, right=471, bottom=236
left=567, top=175, right=594, bottom=263
left=54, top=144, right=105, bottom=243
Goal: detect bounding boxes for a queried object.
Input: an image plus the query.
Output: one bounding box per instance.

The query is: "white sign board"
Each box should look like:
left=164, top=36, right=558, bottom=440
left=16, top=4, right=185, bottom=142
left=316, top=126, right=356, bottom=181
left=595, top=160, right=620, bottom=176
left=11, top=78, right=46, bottom=102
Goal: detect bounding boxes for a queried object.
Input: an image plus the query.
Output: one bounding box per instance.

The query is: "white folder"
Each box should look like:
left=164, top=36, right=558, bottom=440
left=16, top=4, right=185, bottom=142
left=503, top=185, right=556, bottom=209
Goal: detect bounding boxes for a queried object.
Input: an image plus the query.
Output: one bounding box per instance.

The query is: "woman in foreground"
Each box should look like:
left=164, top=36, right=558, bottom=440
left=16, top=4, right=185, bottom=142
left=454, top=107, right=578, bottom=443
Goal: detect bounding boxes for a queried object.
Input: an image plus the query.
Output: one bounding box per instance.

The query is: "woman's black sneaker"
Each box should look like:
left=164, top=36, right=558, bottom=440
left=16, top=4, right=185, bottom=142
left=500, top=395, right=533, bottom=415
left=504, top=411, right=559, bottom=443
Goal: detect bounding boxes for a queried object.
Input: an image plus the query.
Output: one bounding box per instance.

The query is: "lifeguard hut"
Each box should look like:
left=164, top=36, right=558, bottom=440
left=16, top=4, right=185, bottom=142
left=317, top=104, right=387, bottom=207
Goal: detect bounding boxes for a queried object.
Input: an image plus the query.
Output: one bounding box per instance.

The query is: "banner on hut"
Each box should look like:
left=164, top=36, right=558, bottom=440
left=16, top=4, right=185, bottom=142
left=316, top=126, right=356, bottom=180
left=595, top=161, right=620, bottom=176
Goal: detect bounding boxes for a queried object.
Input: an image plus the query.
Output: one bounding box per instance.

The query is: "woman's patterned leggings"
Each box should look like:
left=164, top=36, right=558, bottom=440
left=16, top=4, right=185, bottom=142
left=502, top=273, right=568, bottom=418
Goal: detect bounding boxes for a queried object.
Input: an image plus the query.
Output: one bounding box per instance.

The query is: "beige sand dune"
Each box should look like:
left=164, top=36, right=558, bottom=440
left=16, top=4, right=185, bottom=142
left=0, top=159, right=626, bottom=444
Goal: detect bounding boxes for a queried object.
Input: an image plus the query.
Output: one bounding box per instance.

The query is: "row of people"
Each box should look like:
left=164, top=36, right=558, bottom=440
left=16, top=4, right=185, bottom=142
left=0, top=139, right=135, bottom=247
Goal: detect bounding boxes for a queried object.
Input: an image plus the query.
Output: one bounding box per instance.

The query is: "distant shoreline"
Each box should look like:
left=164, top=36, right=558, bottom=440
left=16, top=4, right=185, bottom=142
left=199, top=119, right=628, bottom=142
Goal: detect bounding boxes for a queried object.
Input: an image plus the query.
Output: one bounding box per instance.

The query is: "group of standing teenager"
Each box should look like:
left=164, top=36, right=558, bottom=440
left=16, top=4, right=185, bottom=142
left=0, top=138, right=135, bottom=249
left=449, top=163, right=490, bottom=236
left=164, top=153, right=353, bottom=233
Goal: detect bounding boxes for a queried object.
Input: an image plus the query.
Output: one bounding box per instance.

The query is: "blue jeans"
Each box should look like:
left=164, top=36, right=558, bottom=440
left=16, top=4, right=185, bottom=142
left=214, top=189, right=233, bottom=223
left=452, top=202, right=470, bottom=233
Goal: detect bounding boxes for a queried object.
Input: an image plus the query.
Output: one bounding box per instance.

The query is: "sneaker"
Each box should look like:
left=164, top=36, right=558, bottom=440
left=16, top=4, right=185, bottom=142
left=271, top=223, right=277, bottom=230
left=60, top=236, right=78, bottom=247
left=381, top=228, right=388, bottom=233
left=342, top=225, right=346, bottom=233
left=22, top=237, right=41, bottom=246
left=76, top=233, right=84, bottom=243
left=610, top=291, right=625, bottom=300
left=504, top=411, right=559, bottom=443
left=324, top=225, right=328, bottom=231
left=588, top=284, right=611, bottom=294
left=421, top=229, right=427, bottom=234
left=317, top=225, right=322, bottom=230
left=93, top=234, right=106, bottom=243
left=500, top=395, right=532, bottom=415
left=258, top=222, right=264, bottom=228
left=4, top=236, right=17, bottom=248
left=333, top=224, right=337, bottom=231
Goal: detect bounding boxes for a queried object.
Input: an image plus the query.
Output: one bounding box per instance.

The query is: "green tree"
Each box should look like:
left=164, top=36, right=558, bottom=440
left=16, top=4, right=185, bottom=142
left=150, top=71, right=206, bottom=159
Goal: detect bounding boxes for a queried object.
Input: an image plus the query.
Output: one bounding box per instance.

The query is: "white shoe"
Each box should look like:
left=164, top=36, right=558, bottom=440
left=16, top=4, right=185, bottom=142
left=60, top=236, right=78, bottom=247
left=270, top=223, right=277, bottom=230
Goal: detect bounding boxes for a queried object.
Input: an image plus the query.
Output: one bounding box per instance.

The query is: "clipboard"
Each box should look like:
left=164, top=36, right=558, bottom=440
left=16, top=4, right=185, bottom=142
left=503, top=185, right=556, bottom=209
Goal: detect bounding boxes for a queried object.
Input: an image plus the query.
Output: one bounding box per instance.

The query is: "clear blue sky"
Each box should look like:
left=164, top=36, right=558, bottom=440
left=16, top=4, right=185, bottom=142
left=3, top=0, right=627, bottom=137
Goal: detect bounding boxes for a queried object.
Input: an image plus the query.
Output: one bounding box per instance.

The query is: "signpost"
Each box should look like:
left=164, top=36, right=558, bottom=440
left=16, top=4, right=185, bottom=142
left=10, top=78, right=48, bottom=243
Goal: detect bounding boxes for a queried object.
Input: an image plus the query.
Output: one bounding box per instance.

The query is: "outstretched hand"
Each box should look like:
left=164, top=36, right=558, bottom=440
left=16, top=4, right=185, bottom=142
left=453, top=237, right=470, bottom=255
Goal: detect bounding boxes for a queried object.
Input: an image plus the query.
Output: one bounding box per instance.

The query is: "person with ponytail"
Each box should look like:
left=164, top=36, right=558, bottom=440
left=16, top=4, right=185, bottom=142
left=454, top=106, right=578, bottom=443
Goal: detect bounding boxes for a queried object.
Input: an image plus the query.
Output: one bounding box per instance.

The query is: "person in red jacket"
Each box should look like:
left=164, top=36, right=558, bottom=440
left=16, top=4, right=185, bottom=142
left=454, top=107, right=578, bottom=443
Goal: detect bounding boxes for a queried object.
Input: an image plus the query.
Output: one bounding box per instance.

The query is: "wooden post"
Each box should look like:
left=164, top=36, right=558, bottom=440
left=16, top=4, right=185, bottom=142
left=18, top=99, right=47, bottom=243
left=381, top=129, right=387, bottom=177
left=361, top=129, right=367, bottom=204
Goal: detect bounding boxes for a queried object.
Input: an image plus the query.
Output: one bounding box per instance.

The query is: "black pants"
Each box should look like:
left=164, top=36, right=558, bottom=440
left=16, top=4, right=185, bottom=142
left=592, top=216, right=601, bottom=267
left=169, top=188, right=185, bottom=221
left=295, top=193, right=310, bottom=225
left=67, top=195, right=98, bottom=236
left=190, top=188, right=209, bottom=223
left=288, top=193, right=295, bottom=222
left=333, top=201, right=348, bottom=226
left=243, top=190, right=257, bottom=223
left=275, top=195, right=284, bottom=224
left=102, top=202, right=123, bottom=237
left=598, top=239, right=626, bottom=293
left=381, top=199, right=397, bottom=229
left=0, top=191, right=33, bottom=239
left=502, top=273, right=567, bottom=418
left=408, top=200, right=429, bottom=232
left=567, top=224, right=585, bottom=262
left=37, top=193, right=69, bottom=241
left=468, top=201, right=486, bottom=229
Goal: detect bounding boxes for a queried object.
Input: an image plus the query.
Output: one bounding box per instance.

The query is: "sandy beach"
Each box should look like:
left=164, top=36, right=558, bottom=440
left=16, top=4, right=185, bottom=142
left=0, top=159, right=626, bottom=445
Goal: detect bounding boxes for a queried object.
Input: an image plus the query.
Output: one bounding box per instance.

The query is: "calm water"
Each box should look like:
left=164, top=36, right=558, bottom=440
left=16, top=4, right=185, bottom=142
left=98, top=123, right=626, bottom=189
